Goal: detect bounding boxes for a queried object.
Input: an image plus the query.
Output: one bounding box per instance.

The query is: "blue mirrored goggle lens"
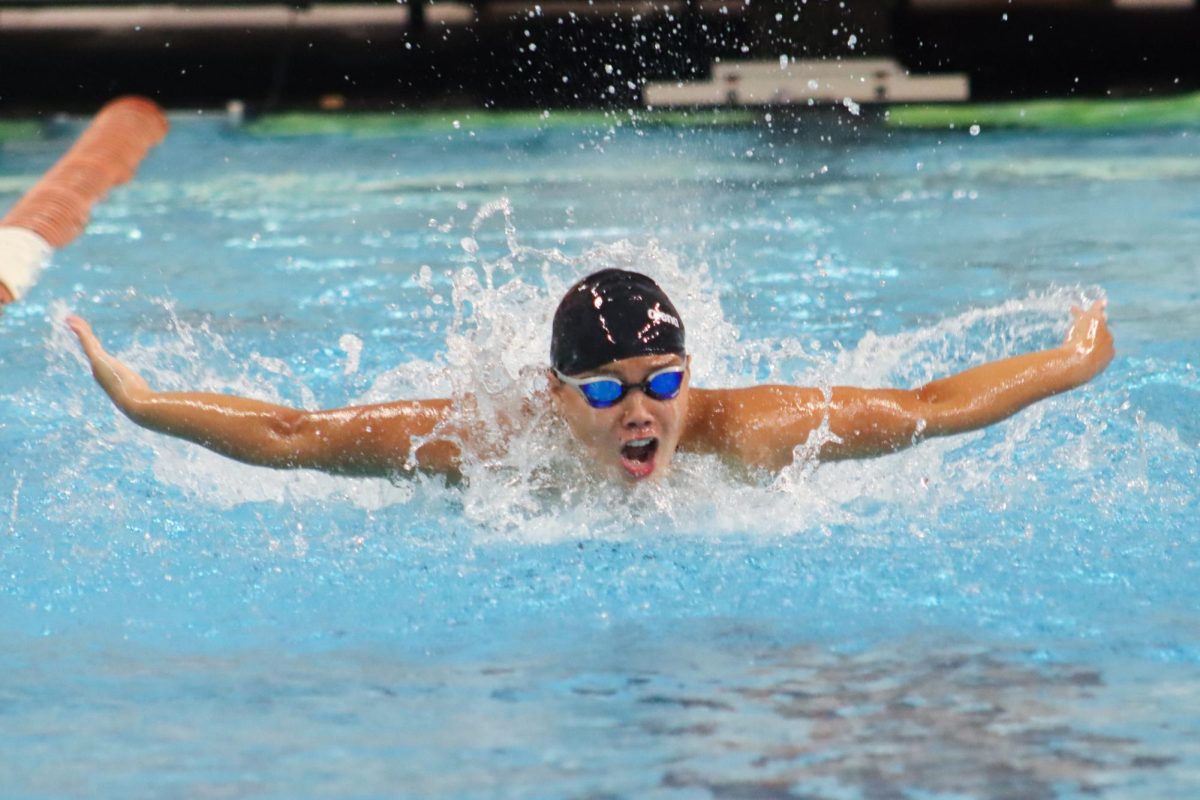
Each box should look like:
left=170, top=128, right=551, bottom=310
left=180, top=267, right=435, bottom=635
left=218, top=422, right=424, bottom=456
left=580, top=380, right=625, bottom=408
left=645, top=369, right=684, bottom=400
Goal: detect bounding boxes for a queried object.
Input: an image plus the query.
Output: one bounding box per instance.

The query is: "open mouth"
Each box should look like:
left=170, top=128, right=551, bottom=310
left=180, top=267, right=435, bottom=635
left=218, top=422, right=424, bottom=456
left=619, top=437, right=658, bottom=479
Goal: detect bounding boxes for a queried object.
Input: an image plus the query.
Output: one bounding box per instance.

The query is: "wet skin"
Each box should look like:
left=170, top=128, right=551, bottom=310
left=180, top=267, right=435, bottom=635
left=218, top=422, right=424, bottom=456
left=67, top=302, right=1114, bottom=481
left=550, top=302, right=1115, bottom=477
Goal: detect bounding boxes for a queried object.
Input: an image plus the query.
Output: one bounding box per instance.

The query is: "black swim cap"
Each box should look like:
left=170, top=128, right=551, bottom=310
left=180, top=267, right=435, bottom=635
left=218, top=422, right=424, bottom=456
left=551, top=269, right=686, bottom=376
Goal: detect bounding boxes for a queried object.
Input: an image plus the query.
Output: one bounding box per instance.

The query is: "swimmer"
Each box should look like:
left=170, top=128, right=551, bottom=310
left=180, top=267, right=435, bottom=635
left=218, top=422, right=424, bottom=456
left=67, top=269, right=1113, bottom=482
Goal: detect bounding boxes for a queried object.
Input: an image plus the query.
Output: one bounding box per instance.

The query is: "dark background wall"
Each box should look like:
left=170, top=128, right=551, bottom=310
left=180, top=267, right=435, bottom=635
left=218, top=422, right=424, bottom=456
left=0, top=0, right=1197, bottom=113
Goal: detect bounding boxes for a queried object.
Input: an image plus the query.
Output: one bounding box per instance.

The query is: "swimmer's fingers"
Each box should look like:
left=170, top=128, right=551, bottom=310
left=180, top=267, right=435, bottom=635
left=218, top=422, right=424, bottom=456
left=66, top=315, right=152, bottom=406
left=66, top=315, right=104, bottom=361
left=1064, top=300, right=1107, bottom=347
left=1063, top=301, right=1114, bottom=377
left=66, top=314, right=116, bottom=372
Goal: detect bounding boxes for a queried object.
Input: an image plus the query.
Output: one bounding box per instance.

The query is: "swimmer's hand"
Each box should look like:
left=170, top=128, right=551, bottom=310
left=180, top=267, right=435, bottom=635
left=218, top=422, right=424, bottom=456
left=1063, top=300, right=1114, bottom=383
left=67, top=314, right=152, bottom=413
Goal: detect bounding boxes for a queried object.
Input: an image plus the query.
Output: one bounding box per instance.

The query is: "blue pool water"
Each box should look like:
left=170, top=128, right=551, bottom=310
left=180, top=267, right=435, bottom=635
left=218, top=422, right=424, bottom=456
left=2, top=112, right=1199, bottom=797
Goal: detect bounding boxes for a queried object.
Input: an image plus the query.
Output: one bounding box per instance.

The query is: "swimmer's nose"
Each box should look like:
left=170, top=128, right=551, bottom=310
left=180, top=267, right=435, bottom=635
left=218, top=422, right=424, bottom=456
left=621, top=391, right=654, bottom=430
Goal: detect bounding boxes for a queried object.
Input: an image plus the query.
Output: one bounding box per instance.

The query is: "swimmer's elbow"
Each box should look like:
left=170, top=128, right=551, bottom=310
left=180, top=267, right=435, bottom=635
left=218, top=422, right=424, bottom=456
left=263, top=408, right=395, bottom=475
left=213, top=407, right=319, bottom=469
left=272, top=407, right=307, bottom=439
left=904, top=388, right=944, bottom=437
left=820, top=389, right=931, bottom=459
left=264, top=409, right=324, bottom=468
left=909, top=387, right=986, bottom=438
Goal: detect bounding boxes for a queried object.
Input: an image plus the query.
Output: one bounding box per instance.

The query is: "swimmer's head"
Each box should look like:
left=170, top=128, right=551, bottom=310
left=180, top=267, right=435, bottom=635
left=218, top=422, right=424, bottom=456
left=549, top=269, right=691, bottom=483
left=550, top=269, right=685, bottom=376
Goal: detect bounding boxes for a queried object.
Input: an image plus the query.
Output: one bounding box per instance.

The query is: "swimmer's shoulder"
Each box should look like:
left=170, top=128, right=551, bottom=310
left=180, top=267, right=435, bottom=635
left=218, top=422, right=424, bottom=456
left=685, top=384, right=828, bottom=462
left=690, top=384, right=826, bottom=418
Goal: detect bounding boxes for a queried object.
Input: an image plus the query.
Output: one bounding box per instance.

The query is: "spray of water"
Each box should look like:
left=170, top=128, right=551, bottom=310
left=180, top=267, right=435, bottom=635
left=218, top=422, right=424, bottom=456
left=40, top=200, right=1156, bottom=547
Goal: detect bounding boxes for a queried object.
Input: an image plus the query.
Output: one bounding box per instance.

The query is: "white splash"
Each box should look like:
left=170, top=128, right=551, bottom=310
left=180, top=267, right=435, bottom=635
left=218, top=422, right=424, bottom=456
left=45, top=215, right=1133, bottom=544
left=338, top=334, right=362, bottom=376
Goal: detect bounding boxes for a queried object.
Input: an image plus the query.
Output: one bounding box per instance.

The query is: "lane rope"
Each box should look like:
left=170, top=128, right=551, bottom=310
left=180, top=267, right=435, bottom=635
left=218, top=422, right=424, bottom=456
left=0, top=96, right=168, bottom=302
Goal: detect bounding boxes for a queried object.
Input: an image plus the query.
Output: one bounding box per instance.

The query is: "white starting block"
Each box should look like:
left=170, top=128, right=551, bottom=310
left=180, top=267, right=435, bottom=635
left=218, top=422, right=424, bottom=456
left=644, top=58, right=969, bottom=108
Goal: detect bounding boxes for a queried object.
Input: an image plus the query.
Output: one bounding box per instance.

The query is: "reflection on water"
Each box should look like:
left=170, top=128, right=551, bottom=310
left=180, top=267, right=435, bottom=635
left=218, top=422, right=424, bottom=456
left=3, top=633, right=1195, bottom=798
left=647, top=642, right=1179, bottom=799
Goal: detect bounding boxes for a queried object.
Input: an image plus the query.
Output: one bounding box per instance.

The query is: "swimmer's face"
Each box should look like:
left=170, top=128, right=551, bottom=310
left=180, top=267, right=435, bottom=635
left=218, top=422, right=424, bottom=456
left=549, top=353, right=691, bottom=483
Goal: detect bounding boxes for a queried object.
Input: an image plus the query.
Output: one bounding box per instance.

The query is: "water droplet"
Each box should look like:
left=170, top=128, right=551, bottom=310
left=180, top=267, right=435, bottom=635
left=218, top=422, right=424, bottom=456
left=338, top=334, right=362, bottom=375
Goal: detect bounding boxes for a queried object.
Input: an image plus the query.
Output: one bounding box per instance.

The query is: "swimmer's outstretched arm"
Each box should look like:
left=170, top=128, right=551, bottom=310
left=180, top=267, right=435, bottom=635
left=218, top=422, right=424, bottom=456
left=695, top=302, right=1114, bottom=468
left=67, top=316, right=462, bottom=477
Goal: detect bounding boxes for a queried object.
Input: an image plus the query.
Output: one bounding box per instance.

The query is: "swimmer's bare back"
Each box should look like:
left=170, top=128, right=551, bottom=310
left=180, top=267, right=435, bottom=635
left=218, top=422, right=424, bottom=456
left=68, top=302, right=1112, bottom=478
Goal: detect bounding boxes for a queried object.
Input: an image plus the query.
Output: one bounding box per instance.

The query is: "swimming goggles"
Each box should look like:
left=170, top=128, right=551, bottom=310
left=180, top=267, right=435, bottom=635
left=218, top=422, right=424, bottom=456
left=554, top=364, right=686, bottom=409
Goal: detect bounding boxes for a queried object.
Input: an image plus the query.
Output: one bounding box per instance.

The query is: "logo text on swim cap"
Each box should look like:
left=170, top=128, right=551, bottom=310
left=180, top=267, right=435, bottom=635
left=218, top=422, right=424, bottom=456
left=647, top=305, right=680, bottom=328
